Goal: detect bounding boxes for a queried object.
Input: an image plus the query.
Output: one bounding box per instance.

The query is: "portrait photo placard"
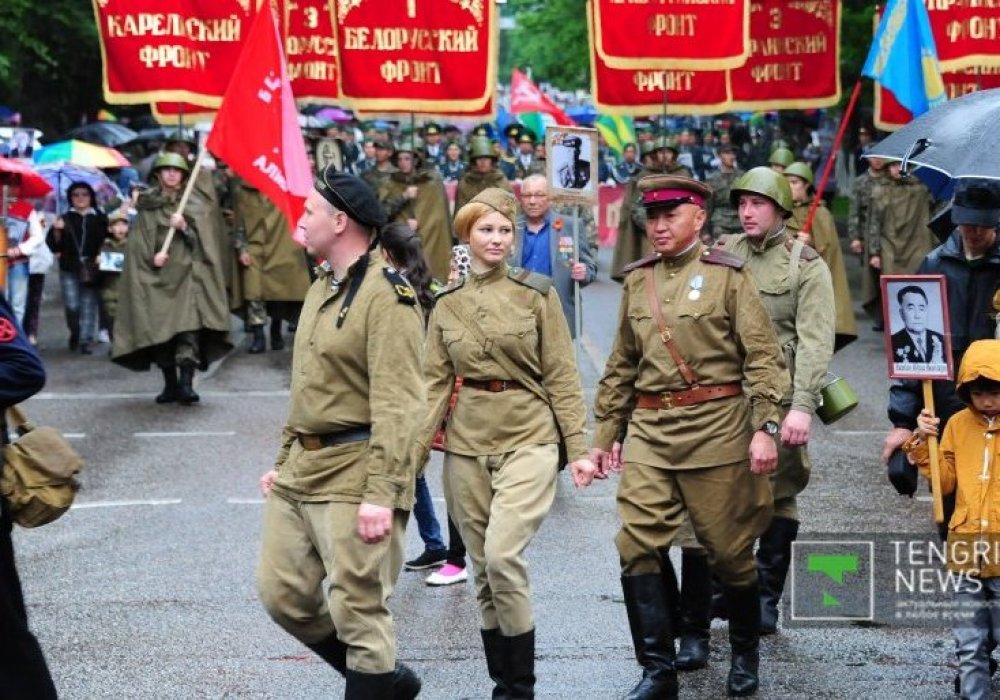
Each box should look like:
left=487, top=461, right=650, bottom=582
left=880, top=274, right=953, bottom=380
left=545, top=126, right=598, bottom=204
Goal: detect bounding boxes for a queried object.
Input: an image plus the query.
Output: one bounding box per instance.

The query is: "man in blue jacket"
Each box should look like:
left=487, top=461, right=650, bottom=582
left=0, top=293, right=57, bottom=698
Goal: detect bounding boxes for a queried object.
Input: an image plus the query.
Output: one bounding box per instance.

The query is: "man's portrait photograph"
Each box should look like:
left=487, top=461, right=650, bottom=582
left=881, top=275, right=954, bottom=380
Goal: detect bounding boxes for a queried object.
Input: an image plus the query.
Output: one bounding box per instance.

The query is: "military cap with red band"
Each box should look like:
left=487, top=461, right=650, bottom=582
left=638, top=174, right=713, bottom=210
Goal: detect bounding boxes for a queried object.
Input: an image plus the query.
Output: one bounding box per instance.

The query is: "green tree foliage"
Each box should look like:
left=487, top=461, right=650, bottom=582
left=0, top=0, right=102, bottom=137
left=501, top=0, right=589, bottom=91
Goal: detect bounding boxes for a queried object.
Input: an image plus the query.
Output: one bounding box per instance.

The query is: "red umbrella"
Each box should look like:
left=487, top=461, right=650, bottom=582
left=0, top=156, right=53, bottom=199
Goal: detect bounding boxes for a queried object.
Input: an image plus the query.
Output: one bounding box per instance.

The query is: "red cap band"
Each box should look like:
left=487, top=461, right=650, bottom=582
left=642, top=188, right=705, bottom=208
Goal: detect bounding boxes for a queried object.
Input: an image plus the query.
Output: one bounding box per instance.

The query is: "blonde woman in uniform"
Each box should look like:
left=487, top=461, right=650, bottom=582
left=414, top=188, right=596, bottom=699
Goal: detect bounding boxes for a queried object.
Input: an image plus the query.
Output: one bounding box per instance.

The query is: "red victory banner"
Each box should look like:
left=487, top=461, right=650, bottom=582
left=207, top=5, right=312, bottom=239
left=334, top=0, right=497, bottom=113
left=876, top=67, right=1000, bottom=130
left=588, top=3, right=730, bottom=116
left=281, top=0, right=340, bottom=103
left=727, top=0, right=841, bottom=111
left=592, top=0, right=750, bottom=71
left=928, top=3, right=1000, bottom=72
left=93, top=0, right=257, bottom=106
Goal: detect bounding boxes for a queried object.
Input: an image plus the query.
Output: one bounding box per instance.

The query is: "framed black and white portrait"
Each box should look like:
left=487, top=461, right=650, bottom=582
left=880, top=274, right=954, bottom=380
left=545, top=125, right=598, bottom=204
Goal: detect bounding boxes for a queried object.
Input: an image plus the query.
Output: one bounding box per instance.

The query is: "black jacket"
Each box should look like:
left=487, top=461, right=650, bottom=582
left=0, top=295, right=45, bottom=409
left=46, top=209, right=108, bottom=274
left=888, top=230, right=1000, bottom=428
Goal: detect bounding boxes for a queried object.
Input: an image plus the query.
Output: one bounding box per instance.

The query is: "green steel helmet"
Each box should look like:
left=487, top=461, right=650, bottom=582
left=468, top=136, right=496, bottom=161
left=151, top=151, right=190, bottom=174
left=770, top=139, right=791, bottom=153
left=784, top=161, right=814, bottom=185
left=729, top=166, right=794, bottom=217
left=395, top=138, right=424, bottom=156
left=639, top=140, right=657, bottom=156
left=653, top=134, right=679, bottom=153
left=768, top=147, right=795, bottom=168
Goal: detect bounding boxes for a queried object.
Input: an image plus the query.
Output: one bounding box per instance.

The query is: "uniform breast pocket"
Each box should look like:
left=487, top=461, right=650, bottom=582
left=757, top=283, right=795, bottom=325
left=675, top=299, right=716, bottom=321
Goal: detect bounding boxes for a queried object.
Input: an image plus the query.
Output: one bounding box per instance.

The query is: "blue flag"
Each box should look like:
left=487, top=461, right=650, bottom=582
left=863, top=0, right=946, bottom=118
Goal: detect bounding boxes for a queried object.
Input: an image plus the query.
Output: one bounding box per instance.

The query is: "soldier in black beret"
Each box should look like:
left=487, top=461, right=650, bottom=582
left=257, top=166, right=425, bottom=698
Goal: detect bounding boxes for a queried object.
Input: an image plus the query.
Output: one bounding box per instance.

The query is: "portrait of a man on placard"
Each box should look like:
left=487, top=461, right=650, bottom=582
left=881, top=275, right=953, bottom=380
left=546, top=126, right=598, bottom=203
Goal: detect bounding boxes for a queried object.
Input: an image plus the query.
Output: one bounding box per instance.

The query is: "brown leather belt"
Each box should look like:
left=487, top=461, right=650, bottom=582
left=635, top=383, right=743, bottom=410
left=297, top=427, right=371, bottom=451
left=462, top=378, right=527, bottom=393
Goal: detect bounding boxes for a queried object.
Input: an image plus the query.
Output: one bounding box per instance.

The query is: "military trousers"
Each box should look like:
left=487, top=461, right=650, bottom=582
left=616, top=460, right=772, bottom=587
left=442, top=443, right=559, bottom=636
left=152, top=331, right=199, bottom=369
left=256, top=493, right=407, bottom=674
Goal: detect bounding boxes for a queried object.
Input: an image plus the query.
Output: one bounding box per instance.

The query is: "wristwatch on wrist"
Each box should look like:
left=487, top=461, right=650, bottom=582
left=759, top=420, right=780, bottom=436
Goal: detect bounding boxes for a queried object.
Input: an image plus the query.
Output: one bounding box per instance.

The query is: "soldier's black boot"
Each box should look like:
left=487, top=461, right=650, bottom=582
left=248, top=325, right=266, bottom=354
left=724, top=583, right=762, bottom=697
left=621, top=574, right=679, bottom=700
left=176, top=363, right=200, bottom=405
left=155, top=365, right=179, bottom=404
left=756, top=517, right=799, bottom=635
left=269, top=317, right=285, bottom=351
left=481, top=628, right=509, bottom=698
left=306, top=633, right=347, bottom=673
left=504, top=629, right=535, bottom=699
left=675, top=550, right=712, bottom=671
left=344, top=669, right=393, bottom=699
left=67, top=309, right=80, bottom=351
left=710, top=577, right=729, bottom=621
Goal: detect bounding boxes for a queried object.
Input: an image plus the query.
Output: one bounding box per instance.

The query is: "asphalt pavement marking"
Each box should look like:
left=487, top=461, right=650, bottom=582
left=63, top=433, right=87, bottom=439
left=72, top=498, right=183, bottom=509
left=134, top=431, right=236, bottom=438
left=226, top=497, right=266, bottom=505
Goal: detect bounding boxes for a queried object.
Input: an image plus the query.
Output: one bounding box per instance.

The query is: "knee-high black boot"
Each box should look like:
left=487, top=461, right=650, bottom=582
left=675, top=551, right=712, bottom=671
left=621, top=574, right=679, bottom=700
left=270, top=316, right=285, bottom=351
left=481, top=628, right=509, bottom=698
left=724, top=583, right=762, bottom=697
left=504, top=629, right=535, bottom=699
left=756, top=517, right=799, bottom=635
left=155, top=365, right=179, bottom=404
left=177, top=362, right=200, bottom=405
left=248, top=325, right=266, bottom=354
left=306, top=633, right=421, bottom=699
left=344, top=669, right=394, bottom=699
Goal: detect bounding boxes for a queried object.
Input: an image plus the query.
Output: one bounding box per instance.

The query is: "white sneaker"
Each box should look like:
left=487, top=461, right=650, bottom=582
left=97, top=329, right=111, bottom=344
left=425, top=564, right=468, bottom=586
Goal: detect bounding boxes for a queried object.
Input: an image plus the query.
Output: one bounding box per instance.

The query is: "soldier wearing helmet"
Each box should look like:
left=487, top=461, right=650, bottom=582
left=453, top=136, right=512, bottom=213
left=783, top=162, right=857, bottom=350
left=768, top=147, right=795, bottom=173
left=111, top=151, right=233, bottom=404
left=592, top=173, right=787, bottom=698
left=686, top=166, right=835, bottom=638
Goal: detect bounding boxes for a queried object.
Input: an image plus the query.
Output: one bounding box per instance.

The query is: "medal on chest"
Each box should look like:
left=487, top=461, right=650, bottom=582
left=688, top=274, right=704, bottom=301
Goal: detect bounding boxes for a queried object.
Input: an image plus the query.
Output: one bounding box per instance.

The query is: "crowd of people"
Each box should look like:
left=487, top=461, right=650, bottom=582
left=3, top=109, right=1000, bottom=699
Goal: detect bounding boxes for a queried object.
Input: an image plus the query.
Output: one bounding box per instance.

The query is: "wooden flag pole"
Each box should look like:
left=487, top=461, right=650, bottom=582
left=0, top=184, right=9, bottom=293
left=572, top=205, right=582, bottom=357
left=922, top=380, right=945, bottom=524
left=157, top=151, right=205, bottom=259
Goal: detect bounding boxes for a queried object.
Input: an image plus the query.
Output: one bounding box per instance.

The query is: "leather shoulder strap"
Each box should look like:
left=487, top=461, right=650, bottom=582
left=643, top=267, right=699, bottom=386
left=434, top=276, right=466, bottom=298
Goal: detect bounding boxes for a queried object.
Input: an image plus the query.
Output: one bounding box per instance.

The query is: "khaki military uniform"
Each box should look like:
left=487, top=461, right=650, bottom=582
left=234, top=180, right=310, bottom=325
left=453, top=168, right=512, bottom=213
left=381, top=169, right=454, bottom=282
left=848, top=170, right=884, bottom=317
left=360, top=163, right=398, bottom=194
left=716, top=231, right=835, bottom=518
left=706, top=168, right=744, bottom=239
left=867, top=175, right=938, bottom=275
left=787, top=202, right=857, bottom=350
left=257, top=249, right=425, bottom=674
left=98, top=237, right=127, bottom=324
left=593, top=244, right=788, bottom=584
left=415, top=263, right=587, bottom=635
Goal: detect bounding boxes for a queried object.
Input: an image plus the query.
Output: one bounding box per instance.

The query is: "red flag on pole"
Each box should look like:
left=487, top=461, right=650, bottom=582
left=206, top=4, right=312, bottom=242
left=509, top=69, right=574, bottom=125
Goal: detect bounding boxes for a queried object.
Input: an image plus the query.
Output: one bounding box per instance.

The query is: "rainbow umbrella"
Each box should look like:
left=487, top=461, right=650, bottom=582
left=33, top=139, right=130, bottom=169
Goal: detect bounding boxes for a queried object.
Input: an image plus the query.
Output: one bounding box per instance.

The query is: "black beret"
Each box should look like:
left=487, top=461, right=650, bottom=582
left=316, top=167, right=387, bottom=229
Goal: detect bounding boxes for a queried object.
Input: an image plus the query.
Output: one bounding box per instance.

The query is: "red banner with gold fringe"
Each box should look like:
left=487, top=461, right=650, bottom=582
left=592, top=0, right=751, bottom=71
left=334, top=0, right=497, bottom=114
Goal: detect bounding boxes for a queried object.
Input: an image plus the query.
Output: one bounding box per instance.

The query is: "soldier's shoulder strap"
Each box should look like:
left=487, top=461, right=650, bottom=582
left=508, top=267, right=552, bottom=294
left=700, top=246, right=746, bottom=270
left=434, top=275, right=466, bottom=299
left=784, top=236, right=820, bottom=262
left=382, top=267, right=418, bottom=305
left=621, top=252, right=660, bottom=274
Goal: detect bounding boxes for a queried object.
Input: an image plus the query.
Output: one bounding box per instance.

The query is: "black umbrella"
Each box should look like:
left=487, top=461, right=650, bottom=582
left=61, top=121, right=138, bottom=147
left=866, top=88, right=1000, bottom=182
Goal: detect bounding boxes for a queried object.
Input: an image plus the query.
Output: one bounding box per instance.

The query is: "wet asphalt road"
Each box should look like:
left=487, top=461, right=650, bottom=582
left=11, top=246, right=967, bottom=699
